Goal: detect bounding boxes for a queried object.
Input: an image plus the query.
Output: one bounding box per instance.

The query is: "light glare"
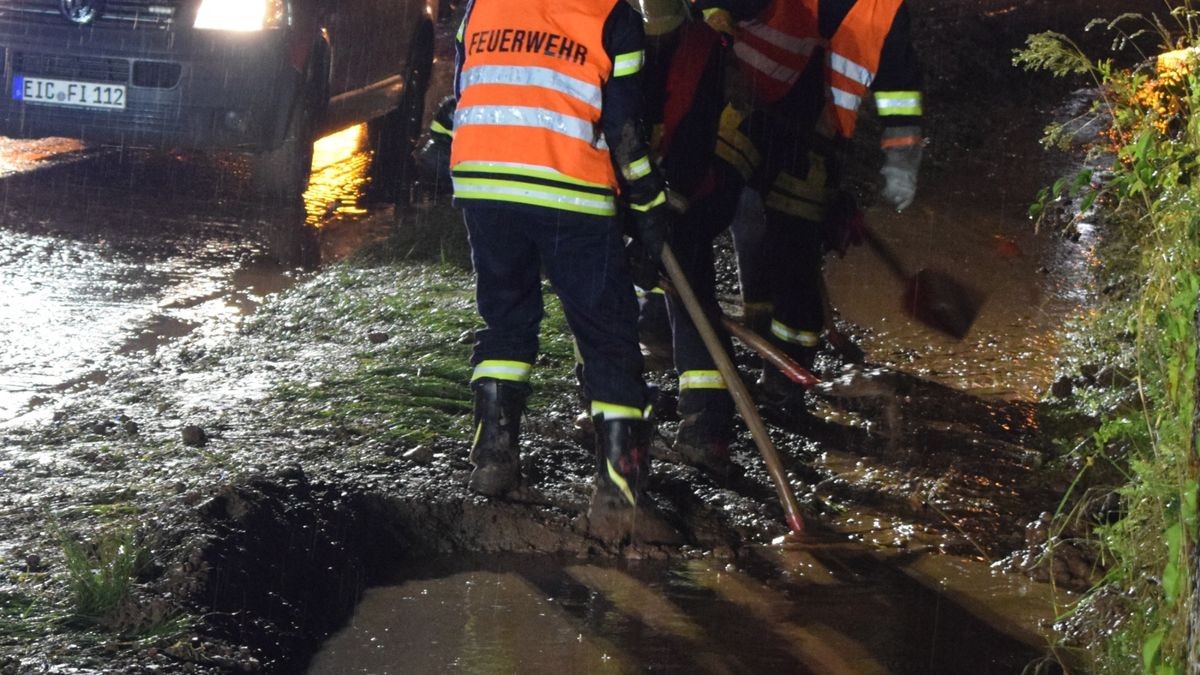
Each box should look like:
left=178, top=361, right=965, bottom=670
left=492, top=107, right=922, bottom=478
left=194, top=0, right=279, bottom=31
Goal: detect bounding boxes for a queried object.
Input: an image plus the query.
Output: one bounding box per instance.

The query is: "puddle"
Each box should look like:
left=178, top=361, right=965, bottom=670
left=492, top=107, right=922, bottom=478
left=309, top=553, right=1041, bottom=674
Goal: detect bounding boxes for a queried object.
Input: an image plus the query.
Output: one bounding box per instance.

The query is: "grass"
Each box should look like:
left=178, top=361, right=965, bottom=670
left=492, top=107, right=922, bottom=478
left=1018, top=7, right=1200, bottom=672
left=271, top=245, right=582, bottom=449
left=57, top=525, right=144, bottom=627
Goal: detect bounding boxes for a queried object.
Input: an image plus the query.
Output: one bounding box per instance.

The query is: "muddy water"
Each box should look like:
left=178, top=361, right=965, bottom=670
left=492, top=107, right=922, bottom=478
left=309, top=553, right=1038, bottom=674
left=824, top=135, right=1094, bottom=401
left=0, top=127, right=391, bottom=424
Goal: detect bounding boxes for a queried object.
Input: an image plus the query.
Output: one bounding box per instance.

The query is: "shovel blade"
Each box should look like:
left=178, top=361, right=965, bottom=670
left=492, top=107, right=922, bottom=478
left=902, top=268, right=985, bottom=340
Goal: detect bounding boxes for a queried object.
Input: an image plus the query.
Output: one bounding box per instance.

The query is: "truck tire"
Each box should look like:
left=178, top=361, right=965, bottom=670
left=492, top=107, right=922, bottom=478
left=366, top=26, right=434, bottom=200
left=253, top=55, right=325, bottom=202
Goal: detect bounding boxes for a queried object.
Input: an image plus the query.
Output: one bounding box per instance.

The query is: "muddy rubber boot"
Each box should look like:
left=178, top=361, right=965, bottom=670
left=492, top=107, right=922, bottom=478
left=587, top=417, right=682, bottom=545
left=467, top=378, right=527, bottom=496
left=673, top=390, right=737, bottom=481
left=756, top=343, right=817, bottom=423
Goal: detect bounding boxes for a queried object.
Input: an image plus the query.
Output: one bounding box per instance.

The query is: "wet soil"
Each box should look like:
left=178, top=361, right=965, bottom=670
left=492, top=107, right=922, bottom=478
left=0, top=0, right=1167, bottom=672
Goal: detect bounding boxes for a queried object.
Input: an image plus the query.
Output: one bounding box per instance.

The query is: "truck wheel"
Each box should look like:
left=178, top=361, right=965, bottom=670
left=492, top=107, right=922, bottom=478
left=253, top=56, right=324, bottom=202
left=366, top=28, right=434, bottom=200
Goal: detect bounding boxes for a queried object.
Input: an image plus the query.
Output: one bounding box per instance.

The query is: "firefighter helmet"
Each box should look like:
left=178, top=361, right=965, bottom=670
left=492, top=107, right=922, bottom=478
left=628, top=0, right=689, bottom=36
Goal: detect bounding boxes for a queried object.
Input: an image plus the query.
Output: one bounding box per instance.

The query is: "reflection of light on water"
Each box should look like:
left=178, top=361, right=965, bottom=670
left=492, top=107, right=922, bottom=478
left=304, top=124, right=371, bottom=226
left=311, top=124, right=365, bottom=170
left=0, top=137, right=85, bottom=176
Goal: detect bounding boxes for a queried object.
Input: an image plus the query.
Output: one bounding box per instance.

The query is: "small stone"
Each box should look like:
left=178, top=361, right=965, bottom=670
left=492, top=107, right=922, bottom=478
left=368, top=331, right=390, bottom=344
left=123, top=420, right=140, bottom=435
left=23, top=554, right=42, bottom=572
left=402, top=445, right=435, bottom=463
left=181, top=425, right=208, bottom=447
left=1050, top=376, right=1073, bottom=399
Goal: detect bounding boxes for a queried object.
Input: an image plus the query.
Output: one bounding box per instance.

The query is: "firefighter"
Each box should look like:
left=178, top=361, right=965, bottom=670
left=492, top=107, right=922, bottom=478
left=450, top=0, right=672, bottom=533
left=665, top=0, right=924, bottom=475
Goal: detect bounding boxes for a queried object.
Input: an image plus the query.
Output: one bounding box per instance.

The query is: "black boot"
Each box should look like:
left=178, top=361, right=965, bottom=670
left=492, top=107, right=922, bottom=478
left=674, top=390, right=737, bottom=481
left=587, top=416, right=681, bottom=544
left=467, top=378, right=527, bottom=496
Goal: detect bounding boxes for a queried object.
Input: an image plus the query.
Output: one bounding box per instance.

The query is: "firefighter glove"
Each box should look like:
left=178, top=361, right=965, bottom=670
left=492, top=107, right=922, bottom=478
left=632, top=198, right=669, bottom=260
left=879, top=144, right=922, bottom=213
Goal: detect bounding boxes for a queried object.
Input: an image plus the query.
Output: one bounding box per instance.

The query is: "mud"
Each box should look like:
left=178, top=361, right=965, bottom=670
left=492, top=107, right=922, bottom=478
left=0, top=0, right=1168, bottom=672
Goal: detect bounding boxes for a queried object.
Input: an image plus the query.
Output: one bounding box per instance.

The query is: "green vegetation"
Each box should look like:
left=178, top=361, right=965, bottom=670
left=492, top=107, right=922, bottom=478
left=58, top=525, right=144, bottom=627
left=275, top=257, right=580, bottom=448
left=1017, top=7, right=1200, bottom=673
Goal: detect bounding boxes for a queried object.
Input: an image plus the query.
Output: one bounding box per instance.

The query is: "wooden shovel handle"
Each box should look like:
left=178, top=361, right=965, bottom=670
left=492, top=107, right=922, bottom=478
left=660, top=244, right=806, bottom=534
left=861, top=226, right=912, bottom=282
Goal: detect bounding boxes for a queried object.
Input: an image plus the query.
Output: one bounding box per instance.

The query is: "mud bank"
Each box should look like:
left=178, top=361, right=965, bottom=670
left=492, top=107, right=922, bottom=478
left=0, top=241, right=1074, bottom=673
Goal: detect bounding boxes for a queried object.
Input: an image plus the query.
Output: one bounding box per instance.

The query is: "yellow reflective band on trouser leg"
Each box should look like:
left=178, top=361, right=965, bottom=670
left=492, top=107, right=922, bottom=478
left=679, top=370, right=727, bottom=390
left=472, top=421, right=483, bottom=450
left=471, top=360, right=533, bottom=383
left=771, top=319, right=821, bottom=347
left=590, top=401, right=647, bottom=420
left=607, top=459, right=637, bottom=506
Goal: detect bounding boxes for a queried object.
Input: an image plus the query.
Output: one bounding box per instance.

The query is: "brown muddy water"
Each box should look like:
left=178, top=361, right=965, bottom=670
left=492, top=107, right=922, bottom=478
left=309, top=552, right=1040, bottom=674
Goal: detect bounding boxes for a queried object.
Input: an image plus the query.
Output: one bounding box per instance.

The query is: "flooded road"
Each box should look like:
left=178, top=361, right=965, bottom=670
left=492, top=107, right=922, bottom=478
left=0, top=126, right=391, bottom=425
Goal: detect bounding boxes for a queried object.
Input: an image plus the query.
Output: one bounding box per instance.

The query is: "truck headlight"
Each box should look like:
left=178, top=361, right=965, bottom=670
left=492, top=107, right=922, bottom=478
left=194, top=0, right=288, bottom=31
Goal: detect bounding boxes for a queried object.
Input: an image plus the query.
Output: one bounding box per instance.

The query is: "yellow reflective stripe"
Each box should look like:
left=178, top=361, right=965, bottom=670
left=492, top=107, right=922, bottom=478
left=680, top=370, right=727, bottom=390
left=472, top=359, right=533, bottom=383
left=764, top=191, right=826, bottom=220
left=607, top=460, right=637, bottom=505
left=453, top=161, right=611, bottom=190
left=717, top=140, right=755, bottom=181
left=431, top=119, right=454, bottom=138
left=622, top=155, right=653, bottom=181
left=453, top=177, right=616, bottom=216
left=613, top=50, right=645, bottom=77
left=875, top=91, right=923, bottom=116
left=591, top=401, right=644, bottom=420
left=771, top=320, right=820, bottom=347
left=774, top=163, right=829, bottom=203
left=630, top=190, right=666, bottom=212
left=456, top=17, right=465, bottom=42
left=717, top=105, right=760, bottom=174
left=472, top=421, right=483, bottom=449
left=635, top=285, right=667, bottom=298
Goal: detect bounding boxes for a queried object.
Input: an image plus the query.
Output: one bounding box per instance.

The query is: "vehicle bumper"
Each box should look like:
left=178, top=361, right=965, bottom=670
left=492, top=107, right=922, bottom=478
left=0, top=21, right=300, bottom=152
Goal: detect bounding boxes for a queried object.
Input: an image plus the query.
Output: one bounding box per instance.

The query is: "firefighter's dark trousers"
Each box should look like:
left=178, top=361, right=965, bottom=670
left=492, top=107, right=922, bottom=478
left=667, top=107, right=837, bottom=415
left=463, top=204, right=649, bottom=417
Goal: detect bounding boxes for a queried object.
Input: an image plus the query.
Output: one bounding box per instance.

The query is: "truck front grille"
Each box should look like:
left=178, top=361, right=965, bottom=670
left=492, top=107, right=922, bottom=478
left=12, top=51, right=131, bottom=84
left=0, top=1, right=180, bottom=30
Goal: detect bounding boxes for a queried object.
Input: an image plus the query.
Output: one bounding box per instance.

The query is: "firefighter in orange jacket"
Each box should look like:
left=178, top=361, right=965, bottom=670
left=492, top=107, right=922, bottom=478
left=666, top=0, right=923, bottom=474
left=451, top=0, right=671, bottom=529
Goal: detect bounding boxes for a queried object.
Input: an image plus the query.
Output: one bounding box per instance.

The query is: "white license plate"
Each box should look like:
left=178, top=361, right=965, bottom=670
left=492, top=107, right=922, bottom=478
left=12, top=75, right=126, bottom=110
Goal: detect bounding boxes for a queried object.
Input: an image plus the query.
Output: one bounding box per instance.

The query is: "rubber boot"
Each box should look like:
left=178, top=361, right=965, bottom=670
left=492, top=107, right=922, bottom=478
left=587, top=417, right=681, bottom=544
left=467, top=378, right=527, bottom=496
left=756, top=341, right=817, bottom=423
left=673, top=390, right=736, bottom=481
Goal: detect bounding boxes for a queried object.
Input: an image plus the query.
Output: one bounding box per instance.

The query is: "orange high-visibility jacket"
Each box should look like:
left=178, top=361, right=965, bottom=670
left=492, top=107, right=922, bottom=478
left=450, top=0, right=627, bottom=216
left=824, top=0, right=906, bottom=138
left=706, top=0, right=916, bottom=141
left=729, top=0, right=821, bottom=105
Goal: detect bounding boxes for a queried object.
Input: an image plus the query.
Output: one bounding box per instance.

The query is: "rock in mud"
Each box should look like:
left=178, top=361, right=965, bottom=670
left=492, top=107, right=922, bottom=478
left=367, top=331, right=390, bottom=344
left=182, top=425, right=208, bottom=447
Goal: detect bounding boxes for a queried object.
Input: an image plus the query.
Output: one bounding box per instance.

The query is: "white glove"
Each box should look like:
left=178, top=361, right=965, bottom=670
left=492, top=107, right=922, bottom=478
left=880, top=144, right=923, bottom=212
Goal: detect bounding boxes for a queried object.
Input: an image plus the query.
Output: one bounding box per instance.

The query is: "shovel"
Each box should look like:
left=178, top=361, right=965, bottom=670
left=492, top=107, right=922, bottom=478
left=861, top=227, right=984, bottom=340
left=660, top=244, right=806, bottom=534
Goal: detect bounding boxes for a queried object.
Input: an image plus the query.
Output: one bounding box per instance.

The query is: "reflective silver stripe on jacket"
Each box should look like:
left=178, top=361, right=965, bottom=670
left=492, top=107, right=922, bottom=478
left=830, top=87, right=862, bottom=113
left=733, top=41, right=800, bottom=84
left=455, top=105, right=606, bottom=148
left=742, top=20, right=819, bottom=55
left=459, top=65, right=603, bottom=110
left=829, top=52, right=874, bottom=87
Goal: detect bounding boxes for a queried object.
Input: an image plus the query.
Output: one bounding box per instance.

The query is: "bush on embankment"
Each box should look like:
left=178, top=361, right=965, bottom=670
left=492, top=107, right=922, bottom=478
left=1017, top=7, right=1199, bottom=674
